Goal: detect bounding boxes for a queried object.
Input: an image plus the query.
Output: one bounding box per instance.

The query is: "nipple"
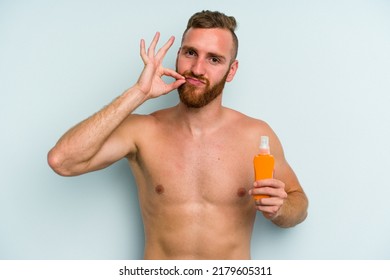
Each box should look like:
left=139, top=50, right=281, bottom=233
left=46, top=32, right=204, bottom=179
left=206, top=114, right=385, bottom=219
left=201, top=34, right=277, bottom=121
left=155, top=184, right=165, bottom=195
left=237, top=187, right=247, bottom=198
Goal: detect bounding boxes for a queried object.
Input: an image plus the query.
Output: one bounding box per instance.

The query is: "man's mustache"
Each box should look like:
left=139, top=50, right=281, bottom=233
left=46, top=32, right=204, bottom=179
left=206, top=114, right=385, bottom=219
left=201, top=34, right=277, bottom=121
left=181, top=71, right=209, bottom=85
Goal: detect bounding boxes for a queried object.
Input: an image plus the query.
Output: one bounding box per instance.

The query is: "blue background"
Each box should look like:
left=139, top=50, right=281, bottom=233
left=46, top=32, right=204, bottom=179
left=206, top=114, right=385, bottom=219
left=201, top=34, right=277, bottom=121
left=1, top=0, right=389, bottom=259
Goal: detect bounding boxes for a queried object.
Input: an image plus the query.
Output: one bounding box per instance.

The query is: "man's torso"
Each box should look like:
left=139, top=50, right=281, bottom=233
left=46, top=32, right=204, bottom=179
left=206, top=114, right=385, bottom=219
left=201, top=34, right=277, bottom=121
left=127, top=107, right=268, bottom=259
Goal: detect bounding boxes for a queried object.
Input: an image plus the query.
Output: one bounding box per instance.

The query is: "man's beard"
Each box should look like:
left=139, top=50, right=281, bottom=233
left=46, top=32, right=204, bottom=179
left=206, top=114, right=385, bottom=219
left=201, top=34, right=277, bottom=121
left=177, top=70, right=229, bottom=108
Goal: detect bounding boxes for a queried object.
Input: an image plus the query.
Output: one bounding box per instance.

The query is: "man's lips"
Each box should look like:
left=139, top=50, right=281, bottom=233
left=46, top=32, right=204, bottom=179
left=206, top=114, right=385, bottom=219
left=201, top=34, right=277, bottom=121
left=185, top=77, right=206, bottom=86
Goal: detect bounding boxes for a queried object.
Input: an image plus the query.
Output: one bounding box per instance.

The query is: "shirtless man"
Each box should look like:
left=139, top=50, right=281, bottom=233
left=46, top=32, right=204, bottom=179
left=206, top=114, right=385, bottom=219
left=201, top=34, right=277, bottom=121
left=48, top=10, right=308, bottom=259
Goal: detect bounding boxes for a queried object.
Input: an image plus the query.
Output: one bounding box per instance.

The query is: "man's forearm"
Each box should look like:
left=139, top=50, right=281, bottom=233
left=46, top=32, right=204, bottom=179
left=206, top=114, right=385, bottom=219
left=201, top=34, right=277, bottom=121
left=271, top=191, right=308, bottom=228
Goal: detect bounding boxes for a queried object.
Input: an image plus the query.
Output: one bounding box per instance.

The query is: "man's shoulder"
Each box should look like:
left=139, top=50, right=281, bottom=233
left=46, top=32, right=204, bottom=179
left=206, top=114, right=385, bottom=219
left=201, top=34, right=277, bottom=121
left=224, top=107, right=270, bottom=129
left=123, top=107, right=175, bottom=132
left=126, top=107, right=172, bottom=122
left=149, top=107, right=175, bottom=119
left=125, top=112, right=156, bottom=125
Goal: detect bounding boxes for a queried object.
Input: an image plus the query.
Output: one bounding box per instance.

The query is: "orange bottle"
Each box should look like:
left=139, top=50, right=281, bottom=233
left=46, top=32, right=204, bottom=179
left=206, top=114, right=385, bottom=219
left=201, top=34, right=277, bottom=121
left=253, top=136, right=274, bottom=200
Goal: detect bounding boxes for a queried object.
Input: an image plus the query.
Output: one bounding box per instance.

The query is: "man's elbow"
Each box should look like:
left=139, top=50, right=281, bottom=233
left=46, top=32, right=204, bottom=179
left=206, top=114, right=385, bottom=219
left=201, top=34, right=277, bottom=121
left=47, top=147, right=75, bottom=177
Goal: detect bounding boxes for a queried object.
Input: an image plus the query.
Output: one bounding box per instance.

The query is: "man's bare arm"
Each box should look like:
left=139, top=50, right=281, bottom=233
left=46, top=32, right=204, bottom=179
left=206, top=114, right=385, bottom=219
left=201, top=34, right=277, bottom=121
left=249, top=126, right=308, bottom=228
left=253, top=164, right=308, bottom=228
left=47, top=33, right=185, bottom=176
left=270, top=182, right=308, bottom=228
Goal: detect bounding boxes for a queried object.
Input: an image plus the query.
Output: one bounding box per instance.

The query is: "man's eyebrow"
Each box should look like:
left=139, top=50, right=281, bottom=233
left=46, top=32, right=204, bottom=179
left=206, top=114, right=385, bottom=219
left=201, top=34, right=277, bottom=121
left=181, top=45, right=197, bottom=53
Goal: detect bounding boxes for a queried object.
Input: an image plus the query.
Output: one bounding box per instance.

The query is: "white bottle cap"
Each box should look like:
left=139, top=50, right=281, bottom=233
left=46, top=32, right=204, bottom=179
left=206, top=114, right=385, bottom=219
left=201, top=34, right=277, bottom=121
left=259, top=136, right=270, bottom=154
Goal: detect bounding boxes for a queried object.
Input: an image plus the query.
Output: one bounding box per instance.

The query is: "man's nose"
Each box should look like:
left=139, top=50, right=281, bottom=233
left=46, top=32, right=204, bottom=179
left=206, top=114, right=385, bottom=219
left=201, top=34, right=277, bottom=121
left=191, top=59, right=206, bottom=76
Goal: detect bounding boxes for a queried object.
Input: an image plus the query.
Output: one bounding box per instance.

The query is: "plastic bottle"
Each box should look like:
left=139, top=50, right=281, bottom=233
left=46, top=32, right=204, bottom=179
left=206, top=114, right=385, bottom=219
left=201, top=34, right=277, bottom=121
left=253, top=136, right=274, bottom=200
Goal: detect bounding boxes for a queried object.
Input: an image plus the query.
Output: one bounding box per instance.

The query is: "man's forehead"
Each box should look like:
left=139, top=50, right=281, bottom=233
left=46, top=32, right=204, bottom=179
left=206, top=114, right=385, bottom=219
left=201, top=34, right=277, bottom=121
left=181, top=28, right=234, bottom=56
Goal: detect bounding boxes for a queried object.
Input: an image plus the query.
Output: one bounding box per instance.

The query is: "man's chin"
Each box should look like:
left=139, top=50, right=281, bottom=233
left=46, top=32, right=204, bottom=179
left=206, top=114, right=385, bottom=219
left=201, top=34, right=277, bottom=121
left=178, top=94, right=203, bottom=108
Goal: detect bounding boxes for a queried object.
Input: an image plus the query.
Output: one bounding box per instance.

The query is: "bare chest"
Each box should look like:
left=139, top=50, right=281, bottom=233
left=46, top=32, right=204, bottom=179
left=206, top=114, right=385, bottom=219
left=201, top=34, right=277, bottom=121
left=133, top=130, right=257, bottom=205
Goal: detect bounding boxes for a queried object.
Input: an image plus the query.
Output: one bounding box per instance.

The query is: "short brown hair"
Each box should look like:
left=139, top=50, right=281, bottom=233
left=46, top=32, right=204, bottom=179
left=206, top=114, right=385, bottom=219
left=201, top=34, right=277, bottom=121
left=182, top=10, right=239, bottom=60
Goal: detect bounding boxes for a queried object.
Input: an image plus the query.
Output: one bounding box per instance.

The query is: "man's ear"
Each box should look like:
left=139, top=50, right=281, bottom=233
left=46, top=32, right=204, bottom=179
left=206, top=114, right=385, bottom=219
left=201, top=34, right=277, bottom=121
left=226, top=60, right=239, bottom=82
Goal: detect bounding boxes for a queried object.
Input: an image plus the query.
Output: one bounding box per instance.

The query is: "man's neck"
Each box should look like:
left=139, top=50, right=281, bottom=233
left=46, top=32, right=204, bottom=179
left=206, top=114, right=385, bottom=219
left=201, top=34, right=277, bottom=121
left=175, top=99, right=225, bottom=137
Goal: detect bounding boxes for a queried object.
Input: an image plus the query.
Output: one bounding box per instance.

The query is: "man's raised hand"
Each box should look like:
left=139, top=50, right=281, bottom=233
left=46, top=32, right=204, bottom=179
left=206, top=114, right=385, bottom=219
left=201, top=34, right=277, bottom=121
left=136, top=32, right=185, bottom=99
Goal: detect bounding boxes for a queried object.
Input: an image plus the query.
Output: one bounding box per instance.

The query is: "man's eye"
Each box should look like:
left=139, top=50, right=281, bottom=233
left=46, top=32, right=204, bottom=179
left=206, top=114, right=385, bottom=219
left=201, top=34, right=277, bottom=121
left=210, top=57, right=220, bottom=64
left=186, top=50, right=196, bottom=56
